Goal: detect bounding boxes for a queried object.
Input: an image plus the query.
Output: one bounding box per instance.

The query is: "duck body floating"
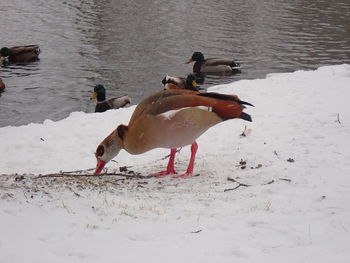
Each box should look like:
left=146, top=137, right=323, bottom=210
left=93, top=89, right=253, bottom=177
left=186, top=51, right=241, bottom=74
left=0, top=45, right=40, bottom=64
left=161, top=74, right=203, bottom=91
left=0, top=78, right=5, bottom=93
left=91, top=84, right=131, bottom=113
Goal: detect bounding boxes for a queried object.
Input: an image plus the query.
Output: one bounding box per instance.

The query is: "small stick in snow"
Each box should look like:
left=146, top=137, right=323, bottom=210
left=59, top=168, right=95, bottom=174
left=224, top=177, right=251, bottom=191
left=227, top=177, right=250, bottom=187
left=336, top=113, right=341, bottom=124
left=279, top=178, right=292, bottom=182
left=34, top=172, right=146, bottom=179
left=263, top=179, right=275, bottom=185
left=21, top=188, right=29, bottom=202
left=225, top=177, right=275, bottom=192
left=240, top=125, right=252, bottom=137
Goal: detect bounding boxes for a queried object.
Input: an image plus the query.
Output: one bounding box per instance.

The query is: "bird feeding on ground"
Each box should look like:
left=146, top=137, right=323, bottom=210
left=93, top=89, right=253, bottom=178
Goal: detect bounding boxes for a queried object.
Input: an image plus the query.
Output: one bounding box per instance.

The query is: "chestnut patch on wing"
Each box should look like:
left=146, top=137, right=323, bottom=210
left=96, top=145, right=104, bottom=157
left=117, top=124, right=128, bottom=139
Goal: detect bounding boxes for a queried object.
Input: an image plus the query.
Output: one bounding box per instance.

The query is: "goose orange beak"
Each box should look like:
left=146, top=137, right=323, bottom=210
left=94, top=158, right=106, bottom=175
left=185, top=58, right=193, bottom=64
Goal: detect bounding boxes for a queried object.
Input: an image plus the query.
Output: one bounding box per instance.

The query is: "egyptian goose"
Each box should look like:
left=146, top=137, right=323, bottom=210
left=0, top=78, right=5, bottom=93
left=0, top=45, right=40, bottom=64
left=161, top=74, right=204, bottom=91
left=186, top=51, right=241, bottom=74
left=91, top=84, right=131, bottom=113
left=93, top=89, right=253, bottom=178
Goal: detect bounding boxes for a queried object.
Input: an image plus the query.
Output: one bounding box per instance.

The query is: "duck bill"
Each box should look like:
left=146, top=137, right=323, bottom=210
left=191, top=80, right=198, bottom=87
left=94, top=158, right=106, bottom=175
left=90, top=92, right=97, bottom=100
left=185, top=58, right=193, bottom=64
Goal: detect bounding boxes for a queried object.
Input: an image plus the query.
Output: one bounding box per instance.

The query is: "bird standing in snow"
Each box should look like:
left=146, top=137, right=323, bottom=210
left=93, top=89, right=253, bottom=177
left=91, top=84, right=131, bottom=113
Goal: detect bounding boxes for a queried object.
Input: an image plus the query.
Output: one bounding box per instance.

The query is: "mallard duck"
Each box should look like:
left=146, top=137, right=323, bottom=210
left=91, top=84, right=131, bottom=113
left=161, top=74, right=203, bottom=91
left=0, top=78, right=5, bottom=93
left=93, top=89, right=253, bottom=177
left=185, top=51, right=241, bottom=74
left=0, top=45, right=41, bottom=64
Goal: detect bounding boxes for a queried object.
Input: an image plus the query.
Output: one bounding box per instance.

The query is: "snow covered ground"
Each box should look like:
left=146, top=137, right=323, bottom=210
left=1, top=64, right=350, bottom=262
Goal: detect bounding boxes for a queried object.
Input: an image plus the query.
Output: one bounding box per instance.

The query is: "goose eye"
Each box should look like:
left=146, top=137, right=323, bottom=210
left=96, top=145, right=104, bottom=157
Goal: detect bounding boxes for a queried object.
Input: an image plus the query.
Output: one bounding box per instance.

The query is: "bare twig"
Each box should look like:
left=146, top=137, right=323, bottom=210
left=66, top=185, right=81, bottom=197
left=21, top=188, right=29, bottom=202
left=240, top=126, right=252, bottom=137
left=225, top=177, right=275, bottom=192
left=59, top=168, right=95, bottom=174
left=263, top=179, right=275, bottom=185
left=224, top=177, right=251, bottom=192
left=279, top=178, right=292, bottom=182
left=224, top=184, right=245, bottom=192
left=34, top=172, right=146, bottom=180
left=227, top=177, right=250, bottom=187
left=336, top=113, right=341, bottom=124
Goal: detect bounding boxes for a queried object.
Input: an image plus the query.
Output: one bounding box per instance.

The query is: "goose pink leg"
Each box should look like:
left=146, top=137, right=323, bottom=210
left=148, top=148, right=177, bottom=177
left=175, top=142, right=198, bottom=178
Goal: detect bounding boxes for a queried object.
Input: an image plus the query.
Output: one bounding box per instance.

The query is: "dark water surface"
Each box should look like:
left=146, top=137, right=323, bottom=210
left=0, top=0, right=349, bottom=127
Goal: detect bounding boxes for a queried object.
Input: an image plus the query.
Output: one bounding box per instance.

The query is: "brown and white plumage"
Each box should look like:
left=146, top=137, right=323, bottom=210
left=0, top=45, right=40, bottom=64
left=94, top=89, right=253, bottom=177
left=161, top=74, right=203, bottom=91
left=94, top=96, right=131, bottom=113
left=0, top=78, right=5, bottom=93
left=186, top=51, right=241, bottom=74
left=91, top=84, right=131, bottom=112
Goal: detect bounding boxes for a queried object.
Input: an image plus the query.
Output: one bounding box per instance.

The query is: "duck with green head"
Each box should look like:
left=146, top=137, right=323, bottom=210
left=161, top=74, right=204, bottom=91
left=186, top=51, right=241, bottom=74
left=0, top=45, right=41, bottom=64
left=91, top=84, right=131, bottom=113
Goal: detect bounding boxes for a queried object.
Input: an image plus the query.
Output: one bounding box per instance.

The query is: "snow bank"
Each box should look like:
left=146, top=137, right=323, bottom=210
left=1, top=64, right=350, bottom=263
